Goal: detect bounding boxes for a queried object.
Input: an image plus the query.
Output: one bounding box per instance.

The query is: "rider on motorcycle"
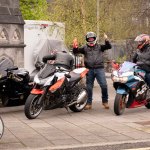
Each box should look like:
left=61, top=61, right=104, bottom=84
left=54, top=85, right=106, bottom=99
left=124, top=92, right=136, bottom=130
left=132, top=34, right=150, bottom=86
left=42, top=50, right=74, bottom=70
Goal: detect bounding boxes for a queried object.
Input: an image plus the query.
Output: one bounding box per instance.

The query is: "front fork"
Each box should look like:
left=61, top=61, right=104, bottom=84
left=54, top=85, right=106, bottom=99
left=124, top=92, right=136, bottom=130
left=37, top=87, right=49, bottom=105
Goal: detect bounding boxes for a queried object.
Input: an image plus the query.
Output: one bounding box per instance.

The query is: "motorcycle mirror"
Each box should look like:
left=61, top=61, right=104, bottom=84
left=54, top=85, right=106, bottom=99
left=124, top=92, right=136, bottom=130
left=65, top=74, right=71, bottom=78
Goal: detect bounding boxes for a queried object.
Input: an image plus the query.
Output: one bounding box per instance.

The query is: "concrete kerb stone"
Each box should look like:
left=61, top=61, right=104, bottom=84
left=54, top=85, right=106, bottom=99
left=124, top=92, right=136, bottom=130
left=5, top=139, right=150, bottom=150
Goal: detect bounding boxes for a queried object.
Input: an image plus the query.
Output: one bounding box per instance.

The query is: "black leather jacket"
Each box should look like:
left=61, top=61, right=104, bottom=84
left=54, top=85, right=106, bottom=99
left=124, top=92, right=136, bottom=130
left=42, top=51, right=74, bottom=70
left=132, top=44, right=150, bottom=72
left=73, top=40, right=112, bottom=69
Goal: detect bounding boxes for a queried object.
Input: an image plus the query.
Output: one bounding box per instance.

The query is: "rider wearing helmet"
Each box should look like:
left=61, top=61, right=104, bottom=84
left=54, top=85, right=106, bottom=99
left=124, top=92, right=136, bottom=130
left=73, top=32, right=112, bottom=110
left=132, top=34, right=150, bottom=86
left=86, top=32, right=97, bottom=47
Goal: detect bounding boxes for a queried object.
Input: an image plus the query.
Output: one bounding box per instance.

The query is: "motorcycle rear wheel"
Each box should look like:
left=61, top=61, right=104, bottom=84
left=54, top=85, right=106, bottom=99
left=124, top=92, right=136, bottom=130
left=69, top=86, right=87, bottom=112
left=24, top=94, right=43, bottom=119
left=114, top=93, right=126, bottom=115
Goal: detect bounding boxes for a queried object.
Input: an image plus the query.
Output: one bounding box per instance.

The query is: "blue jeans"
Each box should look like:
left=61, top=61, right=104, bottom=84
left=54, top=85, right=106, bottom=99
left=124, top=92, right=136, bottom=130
left=86, top=68, right=108, bottom=104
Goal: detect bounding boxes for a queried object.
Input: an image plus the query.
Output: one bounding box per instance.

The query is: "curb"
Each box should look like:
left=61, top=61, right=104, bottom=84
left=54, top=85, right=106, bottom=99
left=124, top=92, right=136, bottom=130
left=8, top=139, right=150, bottom=150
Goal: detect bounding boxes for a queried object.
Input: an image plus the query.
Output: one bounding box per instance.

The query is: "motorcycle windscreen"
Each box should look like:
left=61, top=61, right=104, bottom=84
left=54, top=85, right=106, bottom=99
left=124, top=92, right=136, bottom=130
left=38, top=64, right=56, bottom=79
left=118, top=61, right=136, bottom=75
left=0, top=56, right=14, bottom=78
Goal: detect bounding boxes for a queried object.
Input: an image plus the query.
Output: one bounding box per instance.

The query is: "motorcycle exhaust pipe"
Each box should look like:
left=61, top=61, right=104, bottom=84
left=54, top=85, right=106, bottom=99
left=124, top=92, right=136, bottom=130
left=77, top=90, right=87, bottom=104
left=67, top=91, right=87, bottom=107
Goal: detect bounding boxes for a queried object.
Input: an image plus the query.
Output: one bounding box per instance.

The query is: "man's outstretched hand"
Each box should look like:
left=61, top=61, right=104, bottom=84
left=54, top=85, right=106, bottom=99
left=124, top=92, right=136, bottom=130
left=73, top=37, right=78, bottom=48
left=104, top=33, right=108, bottom=40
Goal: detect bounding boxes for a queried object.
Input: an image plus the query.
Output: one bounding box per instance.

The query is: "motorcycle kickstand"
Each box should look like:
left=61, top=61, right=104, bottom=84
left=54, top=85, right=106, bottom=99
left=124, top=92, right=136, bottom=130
left=64, top=106, right=71, bottom=116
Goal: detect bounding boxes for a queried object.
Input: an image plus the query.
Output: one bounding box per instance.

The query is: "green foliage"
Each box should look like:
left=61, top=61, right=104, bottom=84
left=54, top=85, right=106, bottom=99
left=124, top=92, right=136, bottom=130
left=116, top=55, right=127, bottom=64
left=20, top=0, right=150, bottom=47
left=20, top=0, right=49, bottom=20
left=47, top=0, right=150, bottom=46
left=48, top=0, right=97, bottom=46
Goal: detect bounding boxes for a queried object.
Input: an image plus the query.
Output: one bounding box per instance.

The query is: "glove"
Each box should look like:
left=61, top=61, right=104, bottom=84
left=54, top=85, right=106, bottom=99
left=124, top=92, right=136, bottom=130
left=73, top=38, right=78, bottom=48
left=104, top=33, right=108, bottom=40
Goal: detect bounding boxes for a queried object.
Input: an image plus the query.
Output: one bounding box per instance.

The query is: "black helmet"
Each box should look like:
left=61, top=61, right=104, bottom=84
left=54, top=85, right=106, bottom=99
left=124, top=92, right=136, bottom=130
left=86, top=32, right=97, bottom=46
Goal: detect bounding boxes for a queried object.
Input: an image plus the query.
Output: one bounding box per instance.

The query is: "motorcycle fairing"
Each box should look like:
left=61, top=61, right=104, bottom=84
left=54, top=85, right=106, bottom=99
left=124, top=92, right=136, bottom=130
left=73, top=68, right=88, bottom=77
left=128, top=99, right=147, bottom=108
left=116, top=87, right=128, bottom=94
left=80, top=68, right=89, bottom=78
left=49, top=77, right=65, bottom=92
left=69, top=71, right=80, bottom=83
left=31, top=89, right=44, bottom=94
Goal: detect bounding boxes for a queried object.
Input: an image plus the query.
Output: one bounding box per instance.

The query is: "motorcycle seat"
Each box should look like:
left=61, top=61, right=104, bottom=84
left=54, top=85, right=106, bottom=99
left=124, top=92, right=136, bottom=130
left=69, top=71, right=80, bottom=82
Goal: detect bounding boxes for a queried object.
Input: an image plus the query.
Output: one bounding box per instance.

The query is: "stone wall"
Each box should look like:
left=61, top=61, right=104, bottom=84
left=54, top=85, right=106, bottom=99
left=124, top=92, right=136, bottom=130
left=0, top=0, right=25, bottom=67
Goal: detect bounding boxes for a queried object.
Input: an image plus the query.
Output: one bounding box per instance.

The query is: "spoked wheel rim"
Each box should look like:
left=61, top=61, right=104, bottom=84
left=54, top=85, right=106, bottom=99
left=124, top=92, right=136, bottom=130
left=29, top=95, right=43, bottom=117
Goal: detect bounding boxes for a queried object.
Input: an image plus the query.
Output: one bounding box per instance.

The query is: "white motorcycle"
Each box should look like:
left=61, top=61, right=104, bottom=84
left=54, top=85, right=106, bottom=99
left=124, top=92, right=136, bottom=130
left=24, top=64, right=89, bottom=119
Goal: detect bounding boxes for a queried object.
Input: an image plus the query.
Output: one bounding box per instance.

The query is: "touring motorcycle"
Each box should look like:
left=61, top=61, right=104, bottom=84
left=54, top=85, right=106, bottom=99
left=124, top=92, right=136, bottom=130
left=24, top=64, right=88, bottom=119
left=0, top=57, right=33, bottom=106
left=111, top=61, right=150, bottom=115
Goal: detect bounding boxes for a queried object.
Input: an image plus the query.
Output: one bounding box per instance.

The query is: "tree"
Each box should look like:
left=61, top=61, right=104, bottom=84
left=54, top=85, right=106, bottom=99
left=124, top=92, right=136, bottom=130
left=48, top=0, right=97, bottom=46
left=20, top=0, right=150, bottom=46
left=20, top=0, right=49, bottom=20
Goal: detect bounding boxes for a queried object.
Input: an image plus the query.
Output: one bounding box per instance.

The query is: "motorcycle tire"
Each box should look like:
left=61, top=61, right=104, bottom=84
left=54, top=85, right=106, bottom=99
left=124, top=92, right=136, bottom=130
left=1, top=96, right=10, bottom=107
left=114, top=93, right=126, bottom=115
left=69, top=86, right=87, bottom=112
left=24, top=94, right=43, bottom=119
left=145, top=102, right=150, bottom=109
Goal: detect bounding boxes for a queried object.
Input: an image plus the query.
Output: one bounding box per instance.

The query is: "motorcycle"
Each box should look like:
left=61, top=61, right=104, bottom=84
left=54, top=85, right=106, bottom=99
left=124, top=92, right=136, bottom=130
left=111, top=61, right=150, bottom=115
left=24, top=64, right=88, bottom=119
left=0, top=57, right=33, bottom=106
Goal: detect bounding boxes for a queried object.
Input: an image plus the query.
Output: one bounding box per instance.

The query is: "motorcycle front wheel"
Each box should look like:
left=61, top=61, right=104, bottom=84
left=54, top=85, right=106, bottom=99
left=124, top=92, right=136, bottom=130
left=1, top=96, right=10, bottom=107
left=114, top=93, right=126, bottom=115
left=24, top=94, right=43, bottom=119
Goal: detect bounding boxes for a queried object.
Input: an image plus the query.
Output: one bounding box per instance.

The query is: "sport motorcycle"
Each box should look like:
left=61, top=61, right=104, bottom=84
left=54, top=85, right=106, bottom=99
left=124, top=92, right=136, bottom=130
left=111, top=61, right=150, bottom=115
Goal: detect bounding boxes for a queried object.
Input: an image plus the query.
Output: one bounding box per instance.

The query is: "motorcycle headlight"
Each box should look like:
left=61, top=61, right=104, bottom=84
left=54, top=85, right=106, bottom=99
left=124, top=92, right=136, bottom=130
left=112, top=76, right=128, bottom=83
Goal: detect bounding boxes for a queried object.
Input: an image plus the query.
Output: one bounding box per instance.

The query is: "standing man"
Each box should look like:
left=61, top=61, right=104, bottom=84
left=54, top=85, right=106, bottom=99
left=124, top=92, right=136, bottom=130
left=73, top=32, right=112, bottom=110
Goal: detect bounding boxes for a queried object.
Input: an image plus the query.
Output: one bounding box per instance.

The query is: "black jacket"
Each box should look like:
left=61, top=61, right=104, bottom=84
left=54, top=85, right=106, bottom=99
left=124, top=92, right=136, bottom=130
left=73, top=40, right=112, bottom=69
left=132, top=44, right=150, bottom=72
left=42, top=51, right=74, bottom=70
